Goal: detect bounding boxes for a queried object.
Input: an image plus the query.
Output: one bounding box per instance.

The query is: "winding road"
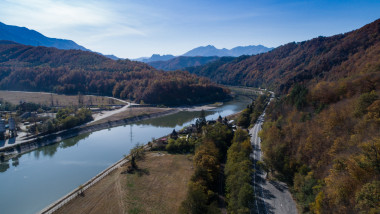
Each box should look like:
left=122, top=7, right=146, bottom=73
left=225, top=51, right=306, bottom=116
left=87, top=96, right=131, bottom=125
left=250, top=102, right=297, bottom=214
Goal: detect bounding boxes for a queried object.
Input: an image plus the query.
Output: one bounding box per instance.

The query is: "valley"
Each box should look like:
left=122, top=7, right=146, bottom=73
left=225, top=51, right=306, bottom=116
left=0, top=2, right=379, bottom=213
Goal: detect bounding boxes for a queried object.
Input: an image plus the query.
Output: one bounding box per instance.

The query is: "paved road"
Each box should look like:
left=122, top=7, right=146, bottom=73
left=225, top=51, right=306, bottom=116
left=250, top=110, right=297, bottom=214
left=87, top=101, right=130, bottom=125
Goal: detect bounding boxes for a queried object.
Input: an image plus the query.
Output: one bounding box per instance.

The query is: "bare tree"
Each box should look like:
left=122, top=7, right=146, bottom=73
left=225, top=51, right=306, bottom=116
left=50, top=93, right=54, bottom=107
left=78, top=92, right=84, bottom=107
left=127, top=144, right=146, bottom=172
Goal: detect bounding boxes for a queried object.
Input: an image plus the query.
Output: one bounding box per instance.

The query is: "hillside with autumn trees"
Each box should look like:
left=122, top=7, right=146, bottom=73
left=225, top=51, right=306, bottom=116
left=187, top=19, right=380, bottom=94
left=187, top=19, right=380, bottom=213
left=184, top=19, right=380, bottom=213
left=0, top=41, right=229, bottom=106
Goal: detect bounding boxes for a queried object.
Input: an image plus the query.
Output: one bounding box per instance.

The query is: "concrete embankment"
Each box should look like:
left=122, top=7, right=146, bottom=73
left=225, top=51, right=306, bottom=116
left=0, top=109, right=179, bottom=157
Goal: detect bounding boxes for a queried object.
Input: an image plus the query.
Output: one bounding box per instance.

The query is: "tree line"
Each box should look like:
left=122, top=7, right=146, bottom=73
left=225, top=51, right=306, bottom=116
left=179, top=121, right=234, bottom=214
left=29, top=107, right=93, bottom=134
left=237, top=94, right=270, bottom=128
left=224, top=129, right=253, bottom=213
left=0, top=42, right=229, bottom=106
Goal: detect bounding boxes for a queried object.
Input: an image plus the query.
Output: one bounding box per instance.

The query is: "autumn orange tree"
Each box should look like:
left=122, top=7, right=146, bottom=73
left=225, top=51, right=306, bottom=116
left=180, top=123, right=233, bottom=213
left=260, top=82, right=380, bottom=213
left=225, top=129, right=253, bottom=213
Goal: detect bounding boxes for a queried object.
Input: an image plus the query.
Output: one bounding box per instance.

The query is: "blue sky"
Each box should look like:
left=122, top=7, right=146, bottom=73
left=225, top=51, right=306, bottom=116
left=0, top=0, right=379, bottom=58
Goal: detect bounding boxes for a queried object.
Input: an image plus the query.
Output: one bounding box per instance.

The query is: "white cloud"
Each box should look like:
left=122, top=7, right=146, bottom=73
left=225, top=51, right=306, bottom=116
left=86, top=24, right=146, bottom=42
left=0, top=0, right=145, bottom=40
left=1, top=0, right=104, bottom=27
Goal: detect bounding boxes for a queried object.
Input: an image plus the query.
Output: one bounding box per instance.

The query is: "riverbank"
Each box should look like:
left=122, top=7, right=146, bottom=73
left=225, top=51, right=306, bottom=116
left=0, top=108, right=179, bottom=159
left=49, top=108, right=246, bottom=214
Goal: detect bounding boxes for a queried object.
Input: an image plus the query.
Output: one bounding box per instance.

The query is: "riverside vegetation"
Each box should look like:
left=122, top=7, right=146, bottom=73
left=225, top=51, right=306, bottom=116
left=0, top=99, right=92, bottom=135
left=29, top=107, right=93, bottom=134
left=155, top=95, right=269, bottom=213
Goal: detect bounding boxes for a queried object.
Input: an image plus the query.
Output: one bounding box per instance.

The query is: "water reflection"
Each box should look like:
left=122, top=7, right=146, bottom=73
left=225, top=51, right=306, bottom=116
left=30, top=133, right=92, bottom=161
left=0, top=161, right=9, bottom=172
left=0, top=154, right=20, bottom=172
left=11, top=157, right=19, bottom=167
left=137, top=110, right=214, bottom=127
left=60, top=133, right=91, bottom=149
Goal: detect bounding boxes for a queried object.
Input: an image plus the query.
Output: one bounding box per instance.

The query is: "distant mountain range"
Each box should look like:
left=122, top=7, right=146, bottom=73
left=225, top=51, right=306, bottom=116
left=182, top=45, right=273, bottom=57
left=135, top=54, right=176, bottom=63
left=0, top=21, right=273, bottom=69
left=0, top=22, right=89, bottom=51
left=0, top=22, right=119, bottom=60
left=148, top=56, right=220, bottom=71
left=135, top=45, right=272, bottom=62
left=136, top=45, right=272, bottom=70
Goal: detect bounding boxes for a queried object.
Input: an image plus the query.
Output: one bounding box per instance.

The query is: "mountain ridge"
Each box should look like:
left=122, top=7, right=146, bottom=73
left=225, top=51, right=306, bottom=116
left=182, top=44, right=273, bottom=57
left=136, top=54, right=176, bottom=63
left=133, top=44, right=272, bottom=63
left=0, top=22, right=89, bottom=51
left=186, top=18, right=380, bottom=94
left=0, top=22, right=119, bottom=60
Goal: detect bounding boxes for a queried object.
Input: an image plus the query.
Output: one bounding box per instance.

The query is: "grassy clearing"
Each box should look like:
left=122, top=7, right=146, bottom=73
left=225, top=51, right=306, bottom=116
left=124, top=152, right=194, bottom=214
left=55, top=152, right=194, bottom=214
left=0, top=91, right=124, bottom=106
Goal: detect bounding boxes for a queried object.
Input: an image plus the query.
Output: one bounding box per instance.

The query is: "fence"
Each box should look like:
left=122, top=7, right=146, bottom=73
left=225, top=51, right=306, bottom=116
left=38, top=157, right=128, bottom=214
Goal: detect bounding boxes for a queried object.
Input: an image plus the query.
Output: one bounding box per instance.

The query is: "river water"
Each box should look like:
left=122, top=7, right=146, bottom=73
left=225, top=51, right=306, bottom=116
left=0, top=96, right=250, bottom=214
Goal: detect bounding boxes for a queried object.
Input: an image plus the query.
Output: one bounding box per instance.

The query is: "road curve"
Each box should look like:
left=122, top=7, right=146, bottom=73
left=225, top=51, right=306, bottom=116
left=250, top=109, right=297, bottom=214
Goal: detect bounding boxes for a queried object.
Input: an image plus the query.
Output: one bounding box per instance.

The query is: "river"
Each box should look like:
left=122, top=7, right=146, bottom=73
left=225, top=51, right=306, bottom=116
left=0, top=96, right=250, bottom=214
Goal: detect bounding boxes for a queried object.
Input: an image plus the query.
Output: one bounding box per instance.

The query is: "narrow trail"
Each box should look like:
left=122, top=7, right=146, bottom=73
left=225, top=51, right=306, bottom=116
left=250, top=102, right=297, bottom=214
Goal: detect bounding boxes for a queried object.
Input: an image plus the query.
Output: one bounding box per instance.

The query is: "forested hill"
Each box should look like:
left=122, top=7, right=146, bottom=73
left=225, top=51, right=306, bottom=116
left=148, top=56, right=220, bottom=71
left=0, top=22, right=88, bottom=51
left=236, top=19, right=379, bottom=213
left=187, top=19, right=380, bottom=94
left=0, top=41, right=229, bottom=106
